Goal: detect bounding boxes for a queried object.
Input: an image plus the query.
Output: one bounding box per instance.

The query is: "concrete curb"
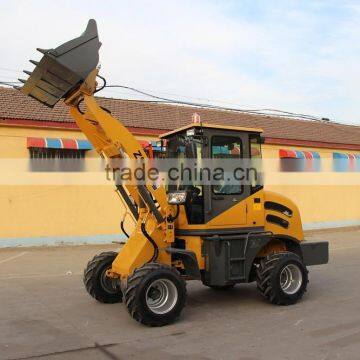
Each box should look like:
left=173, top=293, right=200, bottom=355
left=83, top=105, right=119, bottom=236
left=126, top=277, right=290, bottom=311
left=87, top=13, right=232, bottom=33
left=0, top=234, right=126, bottom=248
left=1, top=220, right=359, bottom=248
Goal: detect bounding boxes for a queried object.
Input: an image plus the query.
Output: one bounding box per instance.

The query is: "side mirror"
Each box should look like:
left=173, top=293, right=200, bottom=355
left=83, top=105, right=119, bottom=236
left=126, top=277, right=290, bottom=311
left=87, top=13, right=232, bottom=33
left=168, top=191, right=187, bottom=205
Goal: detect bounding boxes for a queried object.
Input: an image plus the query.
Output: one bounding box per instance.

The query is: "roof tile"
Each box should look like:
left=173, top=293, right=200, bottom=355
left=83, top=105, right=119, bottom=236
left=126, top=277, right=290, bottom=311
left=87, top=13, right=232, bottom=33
left=1, top=87, right=360, bottom=146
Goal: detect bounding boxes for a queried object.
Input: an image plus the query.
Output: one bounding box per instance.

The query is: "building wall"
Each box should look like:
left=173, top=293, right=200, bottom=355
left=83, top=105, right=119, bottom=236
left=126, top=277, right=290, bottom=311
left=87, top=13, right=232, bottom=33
left=0, top=125, right=156, bottom=245
left=0, top=124, right=359, bottom=246
left=263, top=144, right=360, bottom=228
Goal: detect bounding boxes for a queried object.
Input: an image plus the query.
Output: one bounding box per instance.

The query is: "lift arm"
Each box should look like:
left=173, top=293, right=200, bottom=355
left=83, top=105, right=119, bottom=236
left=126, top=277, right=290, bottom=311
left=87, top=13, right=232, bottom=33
left=17, top=18, right=168, bottom=220
left=17, top=19, right=175, bottom=276
left=66, top=75, right=168, bottom=216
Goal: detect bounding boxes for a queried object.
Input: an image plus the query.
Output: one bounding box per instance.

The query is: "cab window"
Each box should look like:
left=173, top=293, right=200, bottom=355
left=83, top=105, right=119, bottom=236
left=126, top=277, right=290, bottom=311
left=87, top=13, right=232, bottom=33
left=249, top=134, right=263, bottom=193
left=211, top=136, right=243, bottom=195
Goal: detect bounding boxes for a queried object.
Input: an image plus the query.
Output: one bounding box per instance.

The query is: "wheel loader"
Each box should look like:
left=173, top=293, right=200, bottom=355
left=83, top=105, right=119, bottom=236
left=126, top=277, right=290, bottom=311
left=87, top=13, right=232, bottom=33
left=17, top=19, right=328, bottom=326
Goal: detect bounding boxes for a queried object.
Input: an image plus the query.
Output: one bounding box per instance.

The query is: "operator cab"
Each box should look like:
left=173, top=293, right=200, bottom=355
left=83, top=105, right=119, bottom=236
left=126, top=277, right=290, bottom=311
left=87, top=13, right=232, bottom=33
left=160, top=123, right=264, bottom=225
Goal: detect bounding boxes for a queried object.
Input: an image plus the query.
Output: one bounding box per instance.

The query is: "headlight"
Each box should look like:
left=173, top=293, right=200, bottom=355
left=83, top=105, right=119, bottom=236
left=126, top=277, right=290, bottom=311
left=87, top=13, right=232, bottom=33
left=167, top=191, right=187, bottom=205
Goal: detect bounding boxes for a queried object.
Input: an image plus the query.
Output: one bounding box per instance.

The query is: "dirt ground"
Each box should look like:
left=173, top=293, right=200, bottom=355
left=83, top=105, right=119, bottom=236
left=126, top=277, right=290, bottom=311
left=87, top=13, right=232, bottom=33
left=1, top=228, right=359, bottom=360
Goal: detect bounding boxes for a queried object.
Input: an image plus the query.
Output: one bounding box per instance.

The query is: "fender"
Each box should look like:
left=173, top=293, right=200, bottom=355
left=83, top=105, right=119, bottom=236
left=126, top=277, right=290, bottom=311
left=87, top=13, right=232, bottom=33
left=245, top=234, right=302, bottom=281
left=247, top=234, right=328, bottom=281
left=165, top=248, right=201, bottom=279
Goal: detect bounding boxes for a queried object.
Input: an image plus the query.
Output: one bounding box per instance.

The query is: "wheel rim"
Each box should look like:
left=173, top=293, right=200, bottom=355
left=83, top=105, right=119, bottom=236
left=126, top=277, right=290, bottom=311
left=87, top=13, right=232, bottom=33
left=145, top=279, right=178, bottom=315
left=280, top=263, right=303, bottom=295
left=100, top=267, right=119, bottom=294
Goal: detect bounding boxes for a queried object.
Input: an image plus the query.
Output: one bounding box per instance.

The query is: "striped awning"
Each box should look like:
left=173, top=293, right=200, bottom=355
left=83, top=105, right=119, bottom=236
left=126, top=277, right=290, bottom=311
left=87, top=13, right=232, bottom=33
left=279, top=149, right=320, bottom=159
left=27, top=137, right=93, bottom=150
left=279, top=149, right=321, bottom=171
left=333, top=152, right=360, bottom=172
left=333, top=152, right=360, bottom=160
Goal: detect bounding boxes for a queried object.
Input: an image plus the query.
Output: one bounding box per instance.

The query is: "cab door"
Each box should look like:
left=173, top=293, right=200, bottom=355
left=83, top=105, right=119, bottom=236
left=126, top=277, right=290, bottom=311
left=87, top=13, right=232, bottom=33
left=204, top=130, right=250, bottom=226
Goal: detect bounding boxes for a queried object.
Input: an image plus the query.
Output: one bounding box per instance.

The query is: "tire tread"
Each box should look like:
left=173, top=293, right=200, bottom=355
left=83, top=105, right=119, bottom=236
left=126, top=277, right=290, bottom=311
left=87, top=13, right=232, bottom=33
left=124, top=263, right=186, bottom=326
left=83, top=251, right=122, bottom=304
left=256, top=252, right=308, bottom=305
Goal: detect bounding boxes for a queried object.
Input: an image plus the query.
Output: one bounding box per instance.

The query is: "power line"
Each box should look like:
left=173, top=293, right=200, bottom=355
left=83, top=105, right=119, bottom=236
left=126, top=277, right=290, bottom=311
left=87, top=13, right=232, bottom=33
left=103, top=85, right=318, bottom=119
left=103, top=85, right=248, bottom=107
left=103, top=84, right=323, bottom=121
left=0, top=74, right=342, bottom=123
left=0, top=67, right=327, bottom=121
left=99, top=76, right=313, bottom=119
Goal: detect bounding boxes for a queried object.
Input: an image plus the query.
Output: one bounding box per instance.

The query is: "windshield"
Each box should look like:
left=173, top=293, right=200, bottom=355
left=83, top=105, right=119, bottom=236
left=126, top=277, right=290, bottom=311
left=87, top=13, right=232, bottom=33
left=165, top=134, right=204, bottom=224
left=166, top=136, right=186, bottom=160
left=165, top=135, right=201, bottom=191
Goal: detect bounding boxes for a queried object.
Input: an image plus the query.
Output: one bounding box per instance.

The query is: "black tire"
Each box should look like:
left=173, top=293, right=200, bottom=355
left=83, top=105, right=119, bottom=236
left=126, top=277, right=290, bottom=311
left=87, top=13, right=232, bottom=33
left=83, top=251, right=122, bottom=304
left=256, top=252, right=308, bottom=305
left=124, top=263, right=187, bottom=327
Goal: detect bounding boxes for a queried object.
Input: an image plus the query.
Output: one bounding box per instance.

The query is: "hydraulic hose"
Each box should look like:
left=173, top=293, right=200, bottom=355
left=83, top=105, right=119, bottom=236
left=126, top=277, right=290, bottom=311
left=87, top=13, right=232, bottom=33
left=141, top=222, right=159, bottom=263
left=120, top=220, right=129, bottom=238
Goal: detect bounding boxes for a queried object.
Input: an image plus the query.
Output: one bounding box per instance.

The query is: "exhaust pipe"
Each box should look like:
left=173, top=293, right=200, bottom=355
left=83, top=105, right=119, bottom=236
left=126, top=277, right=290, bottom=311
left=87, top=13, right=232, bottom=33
left=17, top=19, right=101, bottom=107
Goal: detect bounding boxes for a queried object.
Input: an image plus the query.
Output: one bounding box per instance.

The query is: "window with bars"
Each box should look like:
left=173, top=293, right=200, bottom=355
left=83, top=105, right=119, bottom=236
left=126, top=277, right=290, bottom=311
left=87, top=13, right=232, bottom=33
left=333, top=153, right=360, bottom=172
left=279, top=150, right=321, bottom=172
left=29, top=148, right=86, bottom=171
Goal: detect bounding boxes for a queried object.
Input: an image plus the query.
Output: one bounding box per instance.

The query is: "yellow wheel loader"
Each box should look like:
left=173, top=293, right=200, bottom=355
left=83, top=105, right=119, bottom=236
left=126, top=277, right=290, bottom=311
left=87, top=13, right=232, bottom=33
left=17, top=20, right=328, bottom=327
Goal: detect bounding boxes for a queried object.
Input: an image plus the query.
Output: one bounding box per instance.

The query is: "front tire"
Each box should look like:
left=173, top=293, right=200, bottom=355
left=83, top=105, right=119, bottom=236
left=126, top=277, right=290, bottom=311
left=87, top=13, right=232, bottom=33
left=83, top=251, right=122, bottom=304
left=124, top=263, right=187, bottom=327
left=256, top=252, right=308, bottom=305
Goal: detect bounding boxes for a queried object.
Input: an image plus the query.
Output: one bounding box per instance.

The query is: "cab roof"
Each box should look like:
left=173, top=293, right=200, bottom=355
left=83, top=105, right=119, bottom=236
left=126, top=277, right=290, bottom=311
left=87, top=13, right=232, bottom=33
left=160, top=123, right=263, bottom=138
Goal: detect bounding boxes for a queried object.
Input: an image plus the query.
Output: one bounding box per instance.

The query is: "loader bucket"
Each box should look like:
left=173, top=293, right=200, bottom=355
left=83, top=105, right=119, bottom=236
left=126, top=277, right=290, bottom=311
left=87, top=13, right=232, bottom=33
left=17, top=19, right=101, bottom=107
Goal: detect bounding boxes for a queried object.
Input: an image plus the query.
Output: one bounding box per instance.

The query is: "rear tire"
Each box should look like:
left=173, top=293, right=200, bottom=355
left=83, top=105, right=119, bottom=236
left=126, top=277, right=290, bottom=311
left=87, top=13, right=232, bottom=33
left=83, top=251, right=122, bottom=304
left=124, top=263, right=187, bottom=327
left=256, top=252, right=308, bottom=305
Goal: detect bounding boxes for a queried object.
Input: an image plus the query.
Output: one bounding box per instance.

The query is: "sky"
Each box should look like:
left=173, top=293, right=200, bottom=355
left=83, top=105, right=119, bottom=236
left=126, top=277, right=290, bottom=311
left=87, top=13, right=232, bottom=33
left=1, top=0, right=360, bottom=125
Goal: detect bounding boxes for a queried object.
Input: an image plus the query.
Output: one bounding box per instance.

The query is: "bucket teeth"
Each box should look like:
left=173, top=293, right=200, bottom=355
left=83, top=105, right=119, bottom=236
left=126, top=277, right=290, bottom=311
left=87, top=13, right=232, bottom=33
left=20, top=19, right=100, bottom=107
left=36, top=48, right=49, bottom=54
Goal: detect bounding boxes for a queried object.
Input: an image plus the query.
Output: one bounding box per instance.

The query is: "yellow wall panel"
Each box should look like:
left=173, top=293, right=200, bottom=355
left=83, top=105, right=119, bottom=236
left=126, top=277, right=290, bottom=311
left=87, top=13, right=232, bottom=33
left=0, top=124, right=359, bottom=241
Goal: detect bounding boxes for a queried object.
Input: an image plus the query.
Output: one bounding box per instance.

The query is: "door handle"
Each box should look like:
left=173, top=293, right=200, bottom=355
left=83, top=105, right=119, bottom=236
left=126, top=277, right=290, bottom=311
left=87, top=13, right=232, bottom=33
left=232, top=198, right=238, bottom=202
